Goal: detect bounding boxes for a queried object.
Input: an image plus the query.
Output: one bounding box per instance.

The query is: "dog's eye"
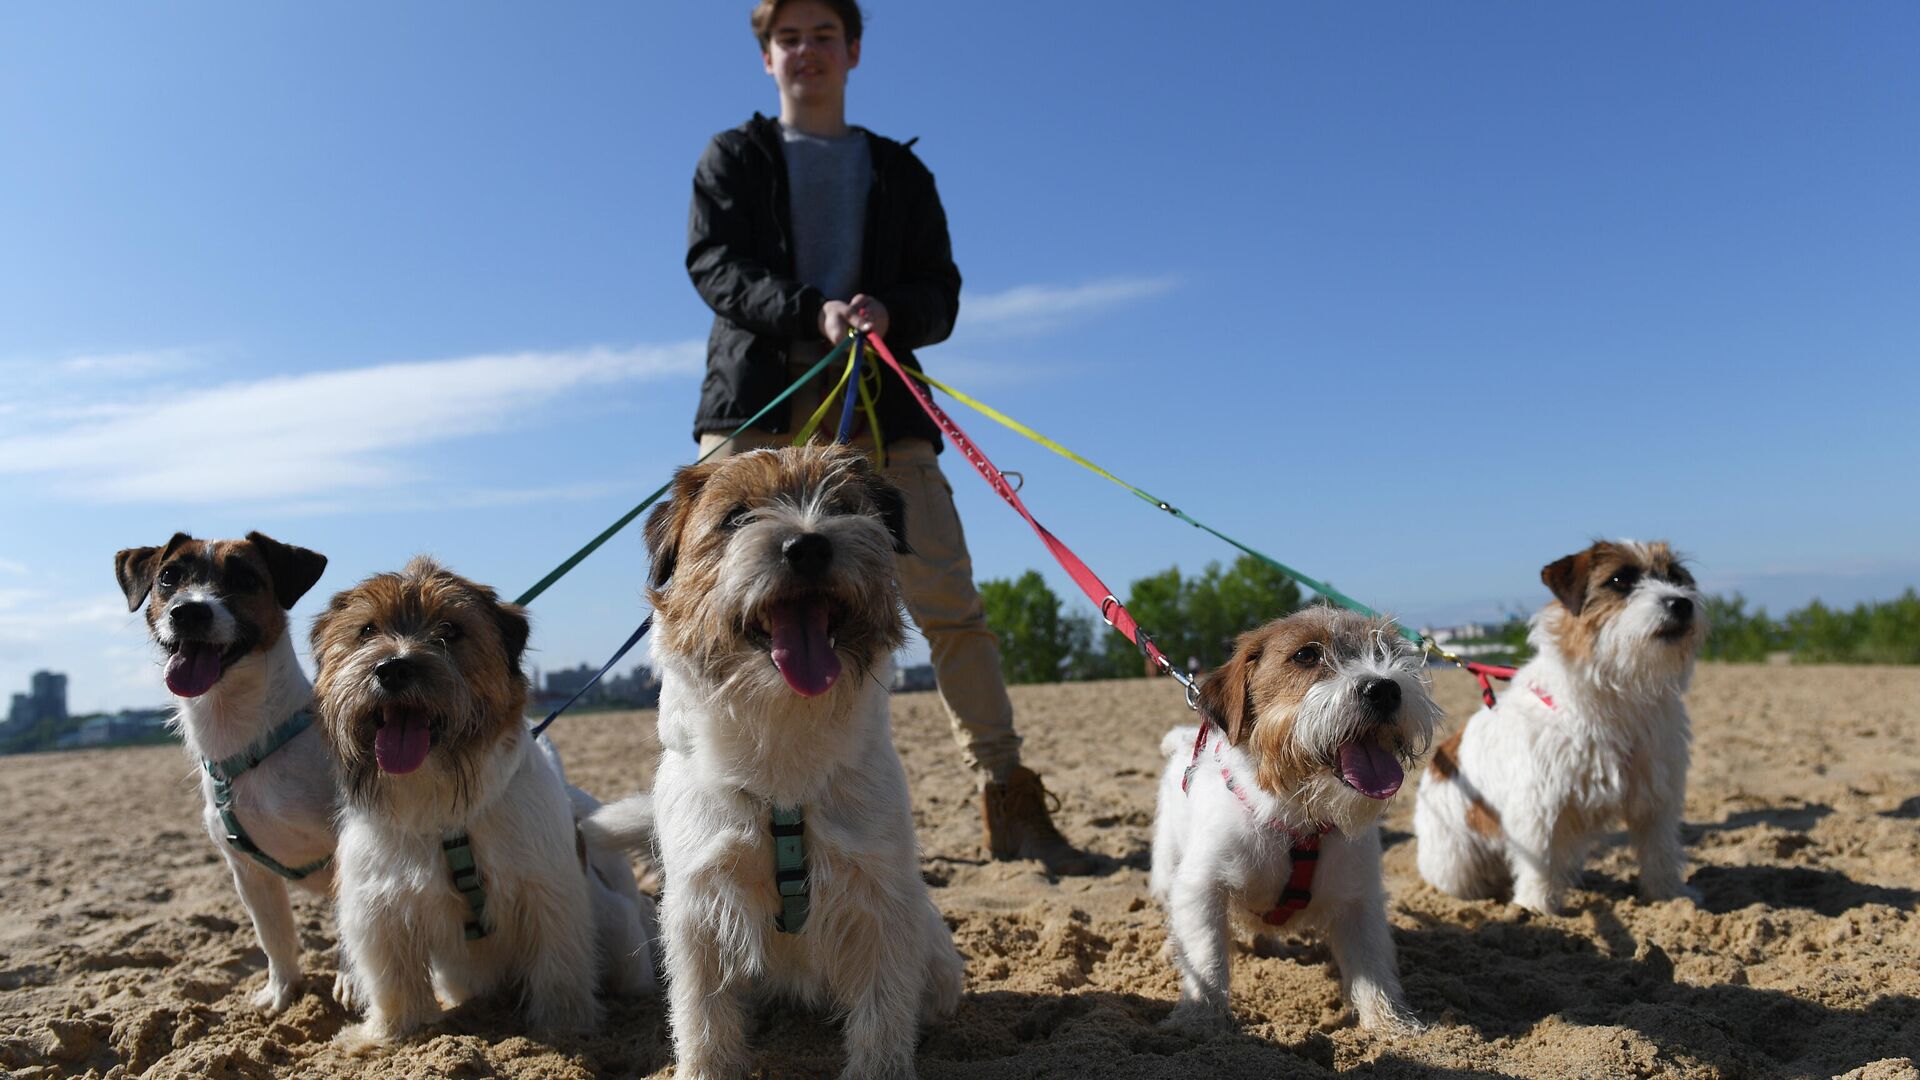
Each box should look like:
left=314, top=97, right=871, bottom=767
left=1290, top=644, right=1323, bottom=667
left=433, top=621, right=462, bottom=645
left=156, top=567, right=179, bottom=591
left=721, top=503, right=753, bottom=531
left=1665, top=565, right=1694, bottom=587
left=359, top=622, right=378, bottom=640
left=1606, top=568, right=1641, bottom=592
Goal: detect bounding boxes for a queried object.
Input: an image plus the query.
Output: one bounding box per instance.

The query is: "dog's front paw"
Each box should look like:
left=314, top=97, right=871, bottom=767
left=1511, top=881, right=1564, bottom=916
left=334, top=1019, right=401, bottom=1055
left=1356, top=999, right=1426, bottom=1036
left=252, top=976, right=302, bottom=1014
left=1159, top=1000, right=1234, bottom=1036
left=330, top=970, right=357, bottom=1011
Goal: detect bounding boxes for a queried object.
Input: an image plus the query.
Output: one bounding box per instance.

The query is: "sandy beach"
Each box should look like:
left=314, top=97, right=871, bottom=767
left=3, top=664, right=1917, bottom=1079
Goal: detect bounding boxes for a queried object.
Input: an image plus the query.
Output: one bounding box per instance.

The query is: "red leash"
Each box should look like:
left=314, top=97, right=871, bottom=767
left=1463, top=660, right=1516, bottom=708
left=867, top=335, right=1187, bottom=692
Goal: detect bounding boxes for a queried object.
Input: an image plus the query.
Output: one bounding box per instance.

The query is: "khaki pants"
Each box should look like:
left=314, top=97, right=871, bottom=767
left=696, top=377, right=1022, bottom=782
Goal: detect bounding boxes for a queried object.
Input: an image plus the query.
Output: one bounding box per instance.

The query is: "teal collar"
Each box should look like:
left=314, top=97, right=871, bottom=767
left=442, top=832, right=490, bottom=940
left=770, top=805, right=809, bottom=934
left=202, top=707, right=332, bottom=882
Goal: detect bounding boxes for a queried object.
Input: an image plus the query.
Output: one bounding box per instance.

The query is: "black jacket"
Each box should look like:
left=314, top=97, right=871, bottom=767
left=686, top=113, right=961, bottom=447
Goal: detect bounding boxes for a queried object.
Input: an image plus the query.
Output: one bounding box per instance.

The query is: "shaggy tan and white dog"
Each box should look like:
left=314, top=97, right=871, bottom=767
left=1415, top=540, right=1708, bottom=915
left=1151, top=607, right=1440, bottom=1034
left=310, top=558, right=655, bottom=1050
left=591, top=445, right=963, bottom=1080
left=114, top=531, right=337, bottom=1013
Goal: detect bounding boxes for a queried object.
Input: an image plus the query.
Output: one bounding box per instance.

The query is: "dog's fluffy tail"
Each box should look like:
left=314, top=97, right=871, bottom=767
left=1160, top=724, right=1201, bottom=762
left=582, top=793, right=656, bottom=855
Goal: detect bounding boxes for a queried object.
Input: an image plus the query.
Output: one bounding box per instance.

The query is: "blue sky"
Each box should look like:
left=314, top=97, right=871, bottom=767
left=4, top=2, right=1917, bottom=713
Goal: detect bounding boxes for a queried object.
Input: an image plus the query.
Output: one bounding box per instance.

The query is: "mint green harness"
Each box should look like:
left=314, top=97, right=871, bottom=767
left=770, top=805, right=810, bottom=934
left=203, top=708, right=333, bottom=882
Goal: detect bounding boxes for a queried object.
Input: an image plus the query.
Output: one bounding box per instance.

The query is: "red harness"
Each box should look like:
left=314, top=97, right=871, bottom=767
left=1183, top=723, right=1332, bottom=928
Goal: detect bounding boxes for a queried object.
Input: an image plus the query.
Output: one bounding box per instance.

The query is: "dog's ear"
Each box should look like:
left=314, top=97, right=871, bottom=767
left=1541, top=548, right=1596, bottom=616
left=491, top=599, right=531, bottom=673
left=1198, top=635, right=1262, bottom=746
left=644, top=461, right=718, bottom=590
left=113, top=532, right=193, bottom=611
left=245, top=531, right=328, bottom=610
left=308, top=587, right=355, bottom=661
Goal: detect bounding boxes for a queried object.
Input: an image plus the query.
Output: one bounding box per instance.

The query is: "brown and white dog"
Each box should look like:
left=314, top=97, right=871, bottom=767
left=590, top=445, right=963, bottom=1080
left=114, top=531, right=336, bottom=1013
left=310, top=557, right=655, bottom=1050
left=1150, top=607, right=1441, bottom=1033
left=1415, top=540, right=1708, bottom=914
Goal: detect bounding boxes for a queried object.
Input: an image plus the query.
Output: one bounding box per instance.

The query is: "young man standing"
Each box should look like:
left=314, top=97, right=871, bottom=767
left=685, top=0, right=1091, bottom=874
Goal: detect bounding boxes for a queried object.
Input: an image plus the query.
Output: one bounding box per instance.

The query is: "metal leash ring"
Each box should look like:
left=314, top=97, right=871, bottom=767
left=1099, top=594, right=1119, bottom=627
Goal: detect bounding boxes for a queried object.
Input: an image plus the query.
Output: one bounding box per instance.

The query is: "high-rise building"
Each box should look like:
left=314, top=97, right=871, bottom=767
left=30, top=671, right=68, bottom=724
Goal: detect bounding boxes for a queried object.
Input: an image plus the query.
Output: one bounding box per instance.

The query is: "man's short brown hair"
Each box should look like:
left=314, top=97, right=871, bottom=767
left=751, top=0, right=864, bottom=50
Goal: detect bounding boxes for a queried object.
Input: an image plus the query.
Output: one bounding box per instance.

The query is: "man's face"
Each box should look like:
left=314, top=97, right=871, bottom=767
left=762, top=1, right=859, bottom=104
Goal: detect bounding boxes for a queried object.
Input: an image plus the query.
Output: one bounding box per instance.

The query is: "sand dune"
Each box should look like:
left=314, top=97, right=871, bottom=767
left=3, top=665, right=1917, bottom=1078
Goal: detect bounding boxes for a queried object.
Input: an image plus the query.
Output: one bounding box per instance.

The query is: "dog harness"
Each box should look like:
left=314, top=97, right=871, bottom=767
left=770, top=805, right=810, bottom=934
left=442, top=832, right=490, bottom=940
left=1184, top=720, right=1333, bottom=929
left=202, top=708, right=333, bottom=882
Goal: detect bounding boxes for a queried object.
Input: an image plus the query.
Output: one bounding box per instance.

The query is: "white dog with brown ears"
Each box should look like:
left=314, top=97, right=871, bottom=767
left=590, top=444, right=963, bottom=1080
left=309, top=557, right=656, bottom=1051
left=1415, top=540, right=1708, bottom=915
left=114, top=531, right=338, bottom=1014
left=1151, top=606, right=1441, bottom=1034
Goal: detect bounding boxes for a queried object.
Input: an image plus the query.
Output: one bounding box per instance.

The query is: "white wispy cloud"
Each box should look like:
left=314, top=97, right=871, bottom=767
left=57, top=347, right=212, bottom=378
left=0, top=559, right=26, bottom=576
left=0, top=342, right=702, bottom=505
left=961, top=276, right=1179, bottom=335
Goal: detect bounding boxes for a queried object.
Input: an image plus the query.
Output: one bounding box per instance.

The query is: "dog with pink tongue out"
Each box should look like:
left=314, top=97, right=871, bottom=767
left=309, top=557, right=657, bottom=1051
left=587, top=445, right=963, bottom=1080
left=1150, top=606, right=1441, bottom=1035
left=114, top=531, right=338, bottom=1014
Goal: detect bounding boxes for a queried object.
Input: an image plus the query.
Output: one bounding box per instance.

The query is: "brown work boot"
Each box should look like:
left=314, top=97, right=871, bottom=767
left=981, top=766, right=1098, bottom=875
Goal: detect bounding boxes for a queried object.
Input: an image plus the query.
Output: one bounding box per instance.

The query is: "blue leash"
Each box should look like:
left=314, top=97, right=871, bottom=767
left=528, top=614, right=653, bottom=738
left=835, top=331, right=865, bottom=443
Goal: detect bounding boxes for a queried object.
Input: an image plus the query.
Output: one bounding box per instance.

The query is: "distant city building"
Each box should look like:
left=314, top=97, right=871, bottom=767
left=1420, top=622, right=1525, bottom=660
left=892, top=664, right=937, bottom=693
left=5, top=670, right=69, bottom=732
left=533, top=663, right=661, bottom=712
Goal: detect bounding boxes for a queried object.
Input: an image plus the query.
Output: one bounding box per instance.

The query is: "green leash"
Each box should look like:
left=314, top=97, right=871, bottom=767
left=442, top=833, right=490, bottom=940
left=203, top=708, right=333, bottom=882
left=770, top=805, right=809, bottom=934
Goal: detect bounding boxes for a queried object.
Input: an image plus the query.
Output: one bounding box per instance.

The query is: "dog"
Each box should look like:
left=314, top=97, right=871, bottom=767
left=309, top=556, right=656, bottom=1050
left=114, top=531, right=338, bottom=1013
left=1414, top=540, right=1708, bottom=915
left=590, top=444, right=963, bottom=1080
left=1150, top=606, right=1440, bottom=1034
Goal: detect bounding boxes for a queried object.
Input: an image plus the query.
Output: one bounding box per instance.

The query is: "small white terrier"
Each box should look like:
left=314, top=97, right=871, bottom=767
left=114, top=531, right=339, bottom=1013
left=1151, top=606, right=1440, bottom=1034
left=593, top=445, right=963, bottom=1080
left=1415, top=540, right=1708, bottom=915
left=310, top=557, right=656, bottom=1050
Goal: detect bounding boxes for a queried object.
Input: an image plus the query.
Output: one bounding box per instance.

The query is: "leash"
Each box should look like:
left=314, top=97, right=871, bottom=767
left=879, top=352, right=1526, bottom=701
left=865, top=333, right=1200, bottom=711
left=514, top=337, right=856, bottom=608
left=204, top=708, right=333, bottom=881
left=527, top=616, right=653, bottom=739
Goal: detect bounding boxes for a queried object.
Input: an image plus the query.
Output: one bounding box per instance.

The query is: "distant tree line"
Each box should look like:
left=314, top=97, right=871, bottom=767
left=980, top=574, right=1920, bottom=684
left=1703, top=589, right=1920, bottom=664
left=978, top=555, right=1302, bottom=684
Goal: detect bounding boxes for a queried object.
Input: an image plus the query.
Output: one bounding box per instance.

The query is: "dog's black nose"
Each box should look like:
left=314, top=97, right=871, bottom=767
left=782, top=533, right=833, bottom=578
left=1664, top=596, right=1694, bottom=623
left=169, top=602, right=212, bottom=635
left=373, top=657, right=414, bottom=691
left=1362, top=677, right=1401, bottom=713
